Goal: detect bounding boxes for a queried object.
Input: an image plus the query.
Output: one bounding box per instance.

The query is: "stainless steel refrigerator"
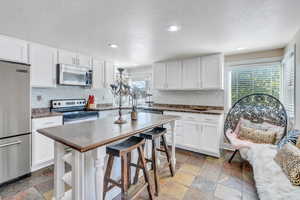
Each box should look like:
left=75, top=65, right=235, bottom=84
left=0, top=60, right=31, bottom=185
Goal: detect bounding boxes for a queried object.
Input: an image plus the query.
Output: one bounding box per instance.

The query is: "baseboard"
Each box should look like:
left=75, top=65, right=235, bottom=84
left=31, top=159, right=54, bottom=172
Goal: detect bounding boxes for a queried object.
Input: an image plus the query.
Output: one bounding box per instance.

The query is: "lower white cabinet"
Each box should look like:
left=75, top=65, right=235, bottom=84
left=31, top=116, right=63, bottom=171
left=164, top=111, right=223, bottom=157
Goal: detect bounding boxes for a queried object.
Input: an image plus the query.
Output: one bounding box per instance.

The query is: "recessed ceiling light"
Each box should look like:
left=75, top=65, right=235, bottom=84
left=236, top=47, right=246, bottom=50
left=108, top=43, right=118, bottom=48
left=167, top=25, right=181, bottom=32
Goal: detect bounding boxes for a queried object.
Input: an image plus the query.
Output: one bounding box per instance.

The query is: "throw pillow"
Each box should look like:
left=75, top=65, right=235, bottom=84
left=274, top=143, right=300, bottom=186
left=238, top=125, right=277, bottom=144
left=278, top=129, right=300, bottom=149
left=240, top=118, right=285, bottom=144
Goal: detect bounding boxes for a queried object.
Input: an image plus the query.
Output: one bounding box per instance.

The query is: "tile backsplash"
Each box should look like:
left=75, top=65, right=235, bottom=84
left=152, top=90, right=224, bottom=107
left=31, top=86, right=113, bottom=108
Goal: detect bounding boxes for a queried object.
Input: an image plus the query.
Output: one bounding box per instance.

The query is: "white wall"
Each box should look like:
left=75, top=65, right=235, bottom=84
left=287, top=29, right=300, bottom=129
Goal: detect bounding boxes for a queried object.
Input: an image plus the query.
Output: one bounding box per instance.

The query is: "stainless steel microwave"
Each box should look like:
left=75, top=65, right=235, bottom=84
left=57, top=64, right=92, bottom=86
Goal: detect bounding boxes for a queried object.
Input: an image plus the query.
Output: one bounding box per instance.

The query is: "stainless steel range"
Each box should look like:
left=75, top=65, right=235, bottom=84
left=51, top=99, right=99, bottom=124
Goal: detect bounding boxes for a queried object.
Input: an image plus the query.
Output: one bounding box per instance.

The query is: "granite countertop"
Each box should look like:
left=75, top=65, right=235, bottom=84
left=32, top=108, right=63, bottom=119
left=37, top=113, right=179, bottom=152
left=91, top=103, right=224, bottom=115
left=32, top=103, right=224, bottom=119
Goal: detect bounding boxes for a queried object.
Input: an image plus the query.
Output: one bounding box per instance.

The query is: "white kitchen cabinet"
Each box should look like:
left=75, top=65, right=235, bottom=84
left=104, top=61, right=115, bottom=88
left=31, top=116, right=63, bottom=171
left=30, top=43, right=57, bottom=87
left=201, top=54, right=224, bottom=89
left=183, top=121, right=202, bottom=149
left=152, top=63, right=166, bottom=89
left=201, top=122, right=220, bottom=156
left=92, top=59, right=105, bottom=89
left=77, top=54, right=92, bottom=67
left=58, top=49, right=91, bottom=67
left=57, top=49, right=77, bottom=65
left=182, top=57, right=201, bottom=89
left=164, top=111, right=222, bottom=157
left=0, top=35, right=29, bottom=64
left=166, top=60, right=182, bottom=89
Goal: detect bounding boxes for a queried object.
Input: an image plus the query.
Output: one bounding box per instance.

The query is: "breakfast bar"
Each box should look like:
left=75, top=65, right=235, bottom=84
left=37, top=113, right=179, bottom=200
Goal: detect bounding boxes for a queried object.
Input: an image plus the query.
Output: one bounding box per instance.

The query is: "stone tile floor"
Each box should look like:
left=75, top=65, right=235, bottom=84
left=0, top=149, right=259, bottom=200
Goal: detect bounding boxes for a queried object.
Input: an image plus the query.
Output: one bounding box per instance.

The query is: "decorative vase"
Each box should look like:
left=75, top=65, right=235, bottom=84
left=131, top=111, right=137, bottom=120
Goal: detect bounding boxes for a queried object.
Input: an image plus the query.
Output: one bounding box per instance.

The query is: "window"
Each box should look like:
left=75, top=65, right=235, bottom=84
left=130, top=78, right=151, bottom=105
left=226, top=62, right=282, bottom=108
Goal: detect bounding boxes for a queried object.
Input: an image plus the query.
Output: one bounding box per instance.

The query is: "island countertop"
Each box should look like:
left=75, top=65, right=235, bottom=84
left=37, top=113, right=179, bottom=152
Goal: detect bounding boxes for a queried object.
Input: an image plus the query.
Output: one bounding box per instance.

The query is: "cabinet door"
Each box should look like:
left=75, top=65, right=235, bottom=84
left=104, top=61, right=115, bottom=87
left=92, top=59, right=105, bottom=89
left=32, top=116, right=62, bottom=171
left=201, top=54, right=223, bottom=89
left=182, top=121, right=202, bottom=149
left=152, top=63, right=166, bottom=89
left=77, top=54, right=91, bottom=67
left=30, top=43, right=57, bottom=87
left=182, top=57, right=201, bottom=89
left=57, top=49, right=77, bottom=65
left=166, top=60, right=182, bottom=89
left=0, top=35, right=28, bottom=64
left=201, top=123, right=220, bottom=155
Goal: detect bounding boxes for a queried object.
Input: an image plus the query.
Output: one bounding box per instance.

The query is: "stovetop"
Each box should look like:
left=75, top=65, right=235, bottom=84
left=50, top=99, right=99, bottom=123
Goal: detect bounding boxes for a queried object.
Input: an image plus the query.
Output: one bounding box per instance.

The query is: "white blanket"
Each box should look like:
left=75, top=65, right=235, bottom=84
left=245, top=144, right=300, bottom=200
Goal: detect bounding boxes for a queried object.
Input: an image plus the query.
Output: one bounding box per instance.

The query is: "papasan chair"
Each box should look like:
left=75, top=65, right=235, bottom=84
left=224, top=93, right=288, bottom=163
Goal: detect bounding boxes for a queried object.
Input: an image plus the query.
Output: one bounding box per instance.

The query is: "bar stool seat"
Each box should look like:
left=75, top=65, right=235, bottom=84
left=106, top=136, right=145, bottom=156
left=135, top=127, right=174, bottom=196
left=139, top=127, right=167, bottom=140
left=103, top=136, right=154, bottom=200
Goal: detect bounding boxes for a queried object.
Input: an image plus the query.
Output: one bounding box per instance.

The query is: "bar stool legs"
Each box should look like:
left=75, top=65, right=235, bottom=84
left=103, top=136, right=154, bottom=200
left=134, top=130, right=175, bottom=196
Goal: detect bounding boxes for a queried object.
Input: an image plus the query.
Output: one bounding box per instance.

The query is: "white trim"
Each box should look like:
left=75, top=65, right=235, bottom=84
left=226, top=56, right=283, bottom=67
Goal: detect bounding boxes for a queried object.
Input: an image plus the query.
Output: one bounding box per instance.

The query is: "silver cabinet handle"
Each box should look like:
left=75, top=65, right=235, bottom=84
left=0, top=141, right=22, bottom=148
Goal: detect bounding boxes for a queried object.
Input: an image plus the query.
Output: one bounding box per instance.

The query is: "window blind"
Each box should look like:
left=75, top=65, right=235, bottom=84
left=231, top=64, right=281, bottom=105
left=282, top=46, right=295, bottom=118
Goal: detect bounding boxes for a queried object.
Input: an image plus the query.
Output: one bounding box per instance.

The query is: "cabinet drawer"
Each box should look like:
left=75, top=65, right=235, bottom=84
left=32, top=116, right=62, bottom=130
left=201, top=114, right=221, bottom=124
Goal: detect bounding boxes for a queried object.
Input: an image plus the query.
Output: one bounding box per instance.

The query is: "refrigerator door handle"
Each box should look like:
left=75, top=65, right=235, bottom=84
left=0, top=140, right=22, bottom=148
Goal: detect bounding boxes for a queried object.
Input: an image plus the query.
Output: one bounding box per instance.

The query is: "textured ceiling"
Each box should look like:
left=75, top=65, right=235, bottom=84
left=0, top=0, right=299, bottom=66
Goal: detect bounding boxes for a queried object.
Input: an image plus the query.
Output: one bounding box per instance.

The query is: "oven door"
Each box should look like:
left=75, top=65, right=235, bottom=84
left=58, top=64, right=92, bottom=86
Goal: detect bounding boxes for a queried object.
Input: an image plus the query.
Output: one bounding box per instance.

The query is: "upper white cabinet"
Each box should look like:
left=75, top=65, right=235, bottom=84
left=104, top=61, right=115, bottom=88
left=152, top=54, right=223, bottom=90
left=182, top=57, right=201, bottom=89
left=57, top=49, right=77, bottom=65
left=92, top=59, right=105, bottom=89
left=166, top=60, right=182, bottom=89
left=30, top=43, right=57, bottom=88
left=201, top=54, right=224, bottom=89
left=0, top=35, right=29, bottom=64
left=152, top=63, right=166, bottom=89
left=58, top=49, right=91, bottom=67
left=77, top=54, right=92, bottom=67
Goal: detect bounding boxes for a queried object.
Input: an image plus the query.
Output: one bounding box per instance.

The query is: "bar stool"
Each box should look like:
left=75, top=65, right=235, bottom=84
left=103, top=136, right=154, bottom=200
left=134, top=127, right=175, bottom=196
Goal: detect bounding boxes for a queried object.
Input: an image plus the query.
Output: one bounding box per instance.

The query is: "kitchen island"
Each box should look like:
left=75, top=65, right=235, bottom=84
left=37, top=113, right=179, bottom=200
